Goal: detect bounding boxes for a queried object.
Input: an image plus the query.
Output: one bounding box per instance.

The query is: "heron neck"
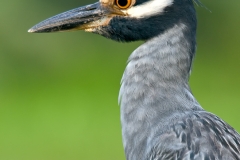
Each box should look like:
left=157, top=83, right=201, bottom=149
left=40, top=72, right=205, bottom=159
left=119, top=23, right=202, bottom=112
left=119, top=22, right=203, bottom=160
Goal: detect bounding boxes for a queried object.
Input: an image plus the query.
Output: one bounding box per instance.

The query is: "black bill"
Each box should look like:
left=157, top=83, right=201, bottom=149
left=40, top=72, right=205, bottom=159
left=28, top=2, right=125, bottom=33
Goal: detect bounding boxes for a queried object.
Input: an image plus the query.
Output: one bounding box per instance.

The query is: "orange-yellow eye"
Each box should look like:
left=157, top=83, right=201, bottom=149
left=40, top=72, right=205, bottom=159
left=116, top=0, right=132, bottom=9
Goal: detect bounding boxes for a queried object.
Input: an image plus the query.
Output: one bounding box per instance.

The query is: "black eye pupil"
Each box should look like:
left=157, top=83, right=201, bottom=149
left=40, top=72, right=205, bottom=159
left=118, top=0, right=128, bottom=7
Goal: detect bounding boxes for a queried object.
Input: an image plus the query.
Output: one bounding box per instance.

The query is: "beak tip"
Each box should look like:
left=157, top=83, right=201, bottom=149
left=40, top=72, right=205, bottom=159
left=28, top=29, right=34, bottom=33
left=28, top=26, right=43, bottom=33
left=28, top=27, right=37, bottom=33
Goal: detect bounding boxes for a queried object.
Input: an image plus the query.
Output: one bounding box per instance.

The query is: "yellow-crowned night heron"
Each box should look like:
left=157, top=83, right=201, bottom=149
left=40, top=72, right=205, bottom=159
left=29, top=0, right=240, bottom=159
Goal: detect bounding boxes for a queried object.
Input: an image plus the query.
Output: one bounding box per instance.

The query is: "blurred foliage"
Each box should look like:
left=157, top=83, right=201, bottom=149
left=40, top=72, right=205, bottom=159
left=0, top=0, right=239, bottom=159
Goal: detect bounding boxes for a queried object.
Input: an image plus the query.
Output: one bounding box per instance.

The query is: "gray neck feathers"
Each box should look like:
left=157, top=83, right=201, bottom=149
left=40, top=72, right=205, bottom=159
left=119, top=24, right=203, bottom=160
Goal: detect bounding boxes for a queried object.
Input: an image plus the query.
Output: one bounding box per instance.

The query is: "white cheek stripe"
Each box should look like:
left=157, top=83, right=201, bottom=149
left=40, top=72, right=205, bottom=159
left=123, top=0, right=174, bottom=18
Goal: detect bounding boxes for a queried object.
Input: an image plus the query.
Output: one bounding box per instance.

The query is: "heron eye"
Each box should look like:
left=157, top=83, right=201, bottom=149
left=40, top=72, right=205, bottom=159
left=116, top=0, right=132, bottom=9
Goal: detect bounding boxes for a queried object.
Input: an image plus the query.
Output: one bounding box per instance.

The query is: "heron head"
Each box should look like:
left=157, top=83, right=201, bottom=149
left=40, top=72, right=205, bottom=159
left=29, top=0, right=199, bottom=42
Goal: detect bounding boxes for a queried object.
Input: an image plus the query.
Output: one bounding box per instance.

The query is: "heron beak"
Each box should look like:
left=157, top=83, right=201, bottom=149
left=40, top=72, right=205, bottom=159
left=28, top=2, right=125, bottom=33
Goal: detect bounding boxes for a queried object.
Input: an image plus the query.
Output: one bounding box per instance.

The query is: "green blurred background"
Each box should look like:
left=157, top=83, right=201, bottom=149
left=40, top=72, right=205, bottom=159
left=0, top=0, right=239, bottom=159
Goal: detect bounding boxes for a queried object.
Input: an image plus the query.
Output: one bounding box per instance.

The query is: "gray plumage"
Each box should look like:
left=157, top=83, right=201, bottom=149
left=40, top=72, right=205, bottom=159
left=119, top=23, right=240, bottom=160
left=29, top=0, right=240, bottom=159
